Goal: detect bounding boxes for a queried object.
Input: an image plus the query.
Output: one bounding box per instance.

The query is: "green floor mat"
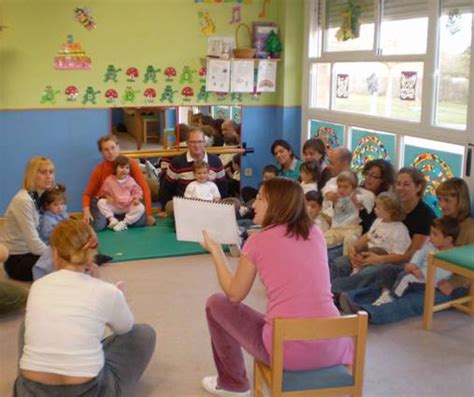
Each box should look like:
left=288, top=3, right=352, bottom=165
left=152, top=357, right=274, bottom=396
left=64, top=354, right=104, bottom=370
left=97, top=218, right=207, bottom=262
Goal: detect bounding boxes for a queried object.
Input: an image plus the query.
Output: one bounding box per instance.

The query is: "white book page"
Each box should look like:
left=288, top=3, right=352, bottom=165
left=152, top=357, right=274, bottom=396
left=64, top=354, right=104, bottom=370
left=173, top=197, right=239, bottom=245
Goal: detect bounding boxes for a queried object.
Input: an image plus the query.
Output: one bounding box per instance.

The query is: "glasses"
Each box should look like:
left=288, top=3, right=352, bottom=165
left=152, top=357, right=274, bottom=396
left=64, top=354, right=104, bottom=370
left=365, top=173, right=383, bottom=180
left=188, top=140, right=205, bottom=145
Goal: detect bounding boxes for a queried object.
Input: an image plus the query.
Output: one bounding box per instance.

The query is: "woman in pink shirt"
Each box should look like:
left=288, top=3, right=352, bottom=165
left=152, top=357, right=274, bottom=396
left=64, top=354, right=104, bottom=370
left=201, top=177, right=353, bottom=397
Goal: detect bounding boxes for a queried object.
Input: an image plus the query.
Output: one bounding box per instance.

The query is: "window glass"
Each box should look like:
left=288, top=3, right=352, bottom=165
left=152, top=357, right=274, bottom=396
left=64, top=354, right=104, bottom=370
left=333, top=62, right=424, bottom=122
left=310, top=63, right=330, bottom=108
left=435, top=0, right=472, bottom=130
left=325, top=0, right=374, bottom=52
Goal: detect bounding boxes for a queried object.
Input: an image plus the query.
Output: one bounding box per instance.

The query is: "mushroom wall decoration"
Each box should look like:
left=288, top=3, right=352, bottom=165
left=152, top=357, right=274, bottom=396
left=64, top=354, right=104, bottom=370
left=164, top=67, right=177, bottom=82
left=126, top=67, right=139, bottom=82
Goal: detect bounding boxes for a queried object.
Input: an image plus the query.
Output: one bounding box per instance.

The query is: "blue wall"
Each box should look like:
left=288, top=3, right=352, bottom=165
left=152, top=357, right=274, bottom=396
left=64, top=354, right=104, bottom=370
left=0, top=106, right=301, bottom=213
left=0, top=109, right=109, bottom=213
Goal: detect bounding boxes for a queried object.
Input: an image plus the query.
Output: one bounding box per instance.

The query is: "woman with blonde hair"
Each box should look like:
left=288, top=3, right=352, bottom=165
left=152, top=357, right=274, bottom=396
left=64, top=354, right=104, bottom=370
left=201, top=177, right=353, bottom=397
left=15, top=219, right=156, bottom=396
left=0, top=156, right=54, bottom=281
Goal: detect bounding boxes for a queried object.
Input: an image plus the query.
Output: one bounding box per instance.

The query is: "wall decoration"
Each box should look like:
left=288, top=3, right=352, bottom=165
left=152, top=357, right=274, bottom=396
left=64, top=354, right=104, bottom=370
left=335, top=0, right=361, bottom=41
left=215, top=92, right=228, bottom=101
left=125, top=67, right=139, bottom=82
left=206, top=59, right=231, bottom=92
left=400, top=71, right=417, bottom=101
left=143, top=65, right=161, bottom=83
left=160, top=85, right=178, bottom=103
left=264, top=30, right=282, bottom=58
left=231, top=92, right=242, bottom=102
left=336, top=74, right=349, bottom=98
left=258, top=0, right=270, bottom=18
left=144, top=88, right=157, bottom=103
left=231, top=59, right=254, bottom=92
left=366, top=73, right=378, bottom=95
left=103, top=65, right=122, bottom=82
left=446, top=8, right=462, bottom=35
left=207, top=36, right=235, bottom=58
left=199, top=67, right=207, bottom=83
left=40, top=86, right=60, bottom=104
left=411, top=153, right=454, bottom=212
left=82, top=86, right=101, bottom=104
left=250, top=88, right=262, bottom=101
left=64, top=86, right=79, bottom=102
left=53, top=35, right=91, bottom=70
left=229, top=6, right=241, bottom=24
left=181, top=86, right=195, bottom=101
left=105, top=89, right=119, bottom=104
left=310, top=120, right=345, bottom=152
left=122, top=87, right=140, bottom=104
left=351, top=134, right=392, bottom=174
left=199, top=11, right=216, bottom=35
left=253, top=23, right=277, bottom=59
left=197, top=86, right=210, bottom=102
left=180, top=66, right=197, bottom=84
left=164, top=67, right=177, bottom=82
left=256, top=60, right=277, bottom=92
left=74, top=7, right=96, bottom=31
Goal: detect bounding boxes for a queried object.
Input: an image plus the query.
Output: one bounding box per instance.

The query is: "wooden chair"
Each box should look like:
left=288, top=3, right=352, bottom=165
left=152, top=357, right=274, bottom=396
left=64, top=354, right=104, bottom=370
left=254, top=311, right=368, bottom=397
left=423, top=245, right=474, bottom=331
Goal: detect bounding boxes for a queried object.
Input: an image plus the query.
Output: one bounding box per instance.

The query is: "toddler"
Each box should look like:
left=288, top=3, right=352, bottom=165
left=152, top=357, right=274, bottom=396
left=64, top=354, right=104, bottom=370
left=351, top=192, right=411, bottom=274
left=38, top=185, right=69, bottom=243
left=372, top=216, right=459, bottom=305
left=184, top=160, right=221, bottom=201
left=300, top=160, right=320, bottom=194
left=97, top=155, right=145, bottom=232
left=305, top=191, right=330, bottom=233
left=324, top=171, right=374, bottom=255
left=262, top=164, right=278, bottom=182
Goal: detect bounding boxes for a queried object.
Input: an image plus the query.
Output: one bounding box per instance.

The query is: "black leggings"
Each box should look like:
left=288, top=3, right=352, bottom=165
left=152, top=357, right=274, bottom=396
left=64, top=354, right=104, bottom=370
left=4, top=253, right=40, bottom=281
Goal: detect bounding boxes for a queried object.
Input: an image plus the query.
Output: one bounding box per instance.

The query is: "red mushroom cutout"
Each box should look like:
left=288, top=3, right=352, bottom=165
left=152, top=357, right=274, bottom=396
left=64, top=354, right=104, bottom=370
left=199, top=67, right=207, bottom=83
left=181, top=86, right=194, bottom=102
left=144, top=88, right=157, bottom=103
left=64, top=85, right=79, bottom=102
left=105, top=89, right=119, bottom=104
left=126, top=67, right=139, bottom=82
left=164, top=67, right=177, bottom=82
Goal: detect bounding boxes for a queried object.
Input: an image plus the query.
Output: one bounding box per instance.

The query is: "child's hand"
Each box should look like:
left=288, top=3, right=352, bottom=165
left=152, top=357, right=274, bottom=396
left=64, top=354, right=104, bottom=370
left=115, top=281, right=126, bottom=293
left=404, top=263, right=417, bottom=272
left=351, top=192, right=362, bottom=208
left=106, top=195, right=114, bottom=205
left=132, top=197, right=140, bottom=206
left=201, top=230, right=222, bottom=255
left=361, top=252, right=385, bottom=265
left=437, top=279, right=454, bottom=296
left=325, top=192, right=339, bottom=203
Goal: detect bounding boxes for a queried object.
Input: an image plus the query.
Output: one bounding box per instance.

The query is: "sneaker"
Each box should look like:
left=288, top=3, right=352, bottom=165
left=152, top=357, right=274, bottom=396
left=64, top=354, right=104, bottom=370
left=108, top=218, right=119, bottom=229
left=372, top=289, right=394, bottom=306
left=201, top=376, right=251, bottom=397
left=113, top=221, right=128, bottom=232
left=339, top=293, right=360, bottom=314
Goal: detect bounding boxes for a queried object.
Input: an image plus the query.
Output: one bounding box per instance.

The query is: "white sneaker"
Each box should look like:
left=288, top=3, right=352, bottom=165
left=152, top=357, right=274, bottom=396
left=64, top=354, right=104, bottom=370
left=113, top=221, right=128, bottom=232
left=201, top=376, right=251, bottom=397
left=373, top=289, right=394, bottom=306
left=108, top=217, right=119, bottom=229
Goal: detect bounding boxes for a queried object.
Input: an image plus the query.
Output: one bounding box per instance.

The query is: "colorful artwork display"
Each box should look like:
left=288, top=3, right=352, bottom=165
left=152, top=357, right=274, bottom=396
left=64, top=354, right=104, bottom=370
left=351, top=132, right=394, bottom=175
left=336, top=74, right=349, bottom=98
left=53, top=35, right=91, bottom=70
left=310, top=120, right=345, bottom=152
left=400, top=71, right=417, bottom=101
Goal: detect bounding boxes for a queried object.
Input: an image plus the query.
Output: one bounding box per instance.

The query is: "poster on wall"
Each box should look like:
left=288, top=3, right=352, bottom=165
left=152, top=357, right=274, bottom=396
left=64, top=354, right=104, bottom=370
left=256, top=60, right=276, bottom=92
left=231, top=59, right=254, bottom=92
left=336, top=74, right=349, bottom=98
left=400, top=71, right=417, bottom=101
left=207, top=36, right=235, bottom=58
left=206, top=59, right=231, bottom=92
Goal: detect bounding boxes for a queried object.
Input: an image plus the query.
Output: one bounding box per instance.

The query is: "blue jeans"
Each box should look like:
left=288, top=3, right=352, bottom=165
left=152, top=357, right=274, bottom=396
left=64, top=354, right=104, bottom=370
left=90, top=197, right=147, bottom=232
left=327, top=245, right=344, bottom=272
left=345, top=285, right=468, bottom=325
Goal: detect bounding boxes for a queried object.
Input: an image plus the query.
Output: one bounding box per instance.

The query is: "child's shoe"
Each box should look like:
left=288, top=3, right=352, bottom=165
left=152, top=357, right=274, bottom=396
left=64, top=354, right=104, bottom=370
left=373, top=289, right=394, bottom=306
left=113, top=221, right=128, bottom=232
left=201, top=376, right=250, bottom=397
left=108, top=217, right=119, bottom=229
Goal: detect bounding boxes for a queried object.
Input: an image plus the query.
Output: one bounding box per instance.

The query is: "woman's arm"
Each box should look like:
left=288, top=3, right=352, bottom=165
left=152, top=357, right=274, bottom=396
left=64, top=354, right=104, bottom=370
left=202, top=231, right=257, bottom=303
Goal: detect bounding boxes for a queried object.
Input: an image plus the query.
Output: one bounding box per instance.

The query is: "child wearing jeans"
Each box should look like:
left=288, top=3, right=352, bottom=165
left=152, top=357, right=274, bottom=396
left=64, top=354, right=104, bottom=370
left=184, top=160, right=221, bottom=201
left=372, top=216, right=459, bottom=305
left=305, top=191, right=330, bottom=233
left=97, top=155, right=144, bottom=232
left=38, top=185, right=69, bottom=243
left=300, top=160, right=320, bottom=194
left=324, top=171, right=374, bottom=255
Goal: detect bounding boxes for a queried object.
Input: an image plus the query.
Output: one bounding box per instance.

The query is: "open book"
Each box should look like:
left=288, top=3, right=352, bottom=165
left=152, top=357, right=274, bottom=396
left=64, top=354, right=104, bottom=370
left=173, top=197, right=240, bottom=245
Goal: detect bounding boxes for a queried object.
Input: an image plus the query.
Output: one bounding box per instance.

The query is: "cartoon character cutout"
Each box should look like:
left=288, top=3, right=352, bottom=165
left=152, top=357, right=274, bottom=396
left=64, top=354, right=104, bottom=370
left=160, top=85, right=178, bottom=103
left=74, top=8, right=96, bottom=31
left=197, top=86, right=210, bottom=102
left=144, top=65, right=161, bottom=83
left=82, top=86, right=101, bottom=104
left=122, top=87, right=140, bottom=104
left=41, top=86, right=60, bottom=104
left=179, top=66, right=197, bottom=84
left=104, top=65, right=122, bottom=82
left=64, top=86, right=79, bottom=102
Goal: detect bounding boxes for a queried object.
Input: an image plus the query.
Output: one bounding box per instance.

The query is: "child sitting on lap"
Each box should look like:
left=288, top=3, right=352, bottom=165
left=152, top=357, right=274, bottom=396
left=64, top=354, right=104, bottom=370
left=324, top=171, right=374, bottom=255
left=300, top=160, right=320, bottom=194
left=305, top=191, right=330, bottom=233
left=38, top=185, right=69, bottom=243
left=184, top=160, right=221, bottom=201
left=97, top=155, right=144, bottom=232
left=373, top=216, right=459, bottom=305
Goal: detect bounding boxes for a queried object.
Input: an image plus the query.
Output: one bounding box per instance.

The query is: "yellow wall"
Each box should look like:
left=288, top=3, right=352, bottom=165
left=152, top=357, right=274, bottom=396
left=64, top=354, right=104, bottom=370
left=0, top=0, right=303, bottom=109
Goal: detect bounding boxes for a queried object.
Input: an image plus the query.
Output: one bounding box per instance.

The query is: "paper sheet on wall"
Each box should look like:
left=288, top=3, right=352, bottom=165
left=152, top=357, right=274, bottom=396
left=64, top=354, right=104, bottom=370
left=173, top=197, right=239, bottom=244
left=206, top=59, right=231, bottom=92
left=231, top=59, right=255, bottom=92
left=256, top=60, right=277, bottom=92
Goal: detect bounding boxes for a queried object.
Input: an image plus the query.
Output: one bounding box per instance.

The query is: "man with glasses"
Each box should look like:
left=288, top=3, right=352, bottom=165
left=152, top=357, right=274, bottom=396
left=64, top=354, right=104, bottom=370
left=159, top=128, right=227, bottom=216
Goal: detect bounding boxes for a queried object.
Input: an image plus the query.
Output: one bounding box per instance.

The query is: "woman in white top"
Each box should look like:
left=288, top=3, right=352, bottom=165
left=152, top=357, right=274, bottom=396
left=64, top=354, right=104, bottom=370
left=1, top=157, right=54, bottom=281
left=15, top=219, right=156, bottom=397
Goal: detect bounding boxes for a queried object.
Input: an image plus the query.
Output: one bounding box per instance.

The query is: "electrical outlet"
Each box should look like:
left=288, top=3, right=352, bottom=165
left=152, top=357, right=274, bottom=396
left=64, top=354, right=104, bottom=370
left=244, top=168, right=253, bottom=177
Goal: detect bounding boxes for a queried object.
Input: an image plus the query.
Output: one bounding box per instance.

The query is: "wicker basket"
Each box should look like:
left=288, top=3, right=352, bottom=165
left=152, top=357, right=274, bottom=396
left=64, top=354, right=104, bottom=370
left=233, top=23, right=256, bottom=59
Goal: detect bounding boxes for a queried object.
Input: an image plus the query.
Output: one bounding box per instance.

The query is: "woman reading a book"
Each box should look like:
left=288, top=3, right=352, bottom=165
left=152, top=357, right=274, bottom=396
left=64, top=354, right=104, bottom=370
left=200, top=177, right=353, bottom=397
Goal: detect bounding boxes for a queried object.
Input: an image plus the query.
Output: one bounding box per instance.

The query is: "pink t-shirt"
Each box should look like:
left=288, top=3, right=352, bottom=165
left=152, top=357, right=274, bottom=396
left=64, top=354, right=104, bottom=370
left=243, top=224, right=353, bottom=370
left=99, top=175, right=143, bottom=210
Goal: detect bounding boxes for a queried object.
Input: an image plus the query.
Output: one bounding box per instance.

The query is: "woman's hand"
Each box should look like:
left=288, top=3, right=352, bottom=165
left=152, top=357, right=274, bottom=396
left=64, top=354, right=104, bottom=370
left=361, top=252, right=385, bottom=265
left=146, top=215, right=156, bottom=225
left=348, top=247, right=363, bottom=268
left=201, top=230, right=222, bottom=256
